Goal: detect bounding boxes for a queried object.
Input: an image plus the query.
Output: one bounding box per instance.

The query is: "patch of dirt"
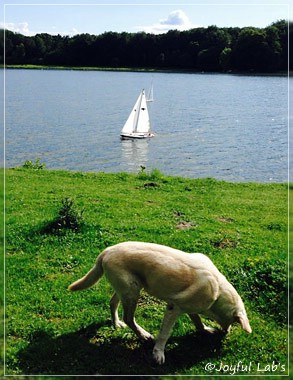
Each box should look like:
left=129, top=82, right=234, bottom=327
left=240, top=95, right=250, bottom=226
left=143, top=182, right=160, bottom=189
left=217, top=216, right=235, bottom=224
left=212, top=238, right=238, bottom=249
left=176, top=221, right=196, bottom=230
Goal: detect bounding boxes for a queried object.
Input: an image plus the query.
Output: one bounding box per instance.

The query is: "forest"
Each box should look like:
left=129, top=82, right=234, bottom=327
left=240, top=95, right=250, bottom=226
left=1, top=20, right=290, bottom=73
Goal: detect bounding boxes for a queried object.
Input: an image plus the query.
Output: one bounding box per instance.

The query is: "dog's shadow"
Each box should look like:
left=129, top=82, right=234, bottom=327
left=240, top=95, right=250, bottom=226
left=15, top=321, right=225, bottom=375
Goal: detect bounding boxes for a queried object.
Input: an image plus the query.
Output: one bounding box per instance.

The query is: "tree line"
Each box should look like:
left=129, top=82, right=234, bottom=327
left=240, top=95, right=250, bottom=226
left=1, top=20, right=290, bottom=72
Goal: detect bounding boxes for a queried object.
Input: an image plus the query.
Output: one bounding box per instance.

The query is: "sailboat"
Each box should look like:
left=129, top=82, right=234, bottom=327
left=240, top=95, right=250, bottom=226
left=120, top=87, right=155, bottom=139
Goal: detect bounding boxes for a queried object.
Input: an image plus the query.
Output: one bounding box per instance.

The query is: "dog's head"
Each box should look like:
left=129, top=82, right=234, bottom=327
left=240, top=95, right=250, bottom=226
left=206, top=288, right=252, bottom=334
left=233, top=310, right=252, bottom=333
left=218, top=309, right=252, bottom=334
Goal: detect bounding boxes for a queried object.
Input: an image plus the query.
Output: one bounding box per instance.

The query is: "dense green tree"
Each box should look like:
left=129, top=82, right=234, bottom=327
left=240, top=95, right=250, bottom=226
left=288, top=23, right=293, bottom=71
left=219, top=47, right=232, bottom=71
left=1, top=20, right=288, bottom=72
left=271, top=20, right=291, bottom=71
left=232, top=28, right=270, bottom=71
left=65, top=33, right=96, bottom=66
left=197, top=47, right=218, bottom=71
left=0, top=29, right=4, bottom=63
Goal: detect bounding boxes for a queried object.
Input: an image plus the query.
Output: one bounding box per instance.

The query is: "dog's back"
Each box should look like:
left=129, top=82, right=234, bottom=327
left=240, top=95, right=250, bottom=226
left=102, top=241, right=219, bottom=274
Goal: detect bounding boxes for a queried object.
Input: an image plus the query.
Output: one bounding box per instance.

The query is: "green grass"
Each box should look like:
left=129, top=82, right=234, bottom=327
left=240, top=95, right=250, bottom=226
left=4, top=167, right=289, bottom=376
left=4, top=64, right=159, bottom=72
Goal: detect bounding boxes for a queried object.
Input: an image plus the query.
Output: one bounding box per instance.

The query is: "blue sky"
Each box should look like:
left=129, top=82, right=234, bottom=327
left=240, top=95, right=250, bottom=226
left=1, top=0, right=291, bottom=37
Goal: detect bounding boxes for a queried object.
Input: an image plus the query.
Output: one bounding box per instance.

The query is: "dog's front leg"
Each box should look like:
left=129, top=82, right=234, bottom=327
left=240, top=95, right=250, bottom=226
left=153, top=304, right=181, bottom=365
left=189, top=313, right=217, bottom=334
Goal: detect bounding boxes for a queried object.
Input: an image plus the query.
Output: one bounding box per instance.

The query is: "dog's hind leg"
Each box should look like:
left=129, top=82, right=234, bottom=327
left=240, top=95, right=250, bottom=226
left=121, top=295, right=154, bottom=342
left=153, top=304, right=181, bottom=364
left=110, top=293, right=126, bottom=329
left=107, top=272, right=153, bottom=341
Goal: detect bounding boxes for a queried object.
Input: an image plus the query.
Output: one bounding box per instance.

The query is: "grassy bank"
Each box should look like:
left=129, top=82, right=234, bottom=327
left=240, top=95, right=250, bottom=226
left=3, top=64, right=160, bottom=72
left=3, top=64, right=288, bottom=76
left=4, top=167, right=288, bottom=376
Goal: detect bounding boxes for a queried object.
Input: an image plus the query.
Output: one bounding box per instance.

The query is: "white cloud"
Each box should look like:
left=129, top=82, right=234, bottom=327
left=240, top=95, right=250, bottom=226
left=52, top=25, right=79, bottom=37
left=138, top=10, right=200, bottom=34
left=1, top=22, right=78, bottom=37
left=1, top=22, right=34, bottom=36
left=160, top=10, right=191, bottom=26
left=66, top=27, right=79, bottom=37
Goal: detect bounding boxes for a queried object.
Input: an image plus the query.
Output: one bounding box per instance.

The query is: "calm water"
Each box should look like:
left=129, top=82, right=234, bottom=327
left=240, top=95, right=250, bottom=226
left=3, top=69, right=288, bottom=182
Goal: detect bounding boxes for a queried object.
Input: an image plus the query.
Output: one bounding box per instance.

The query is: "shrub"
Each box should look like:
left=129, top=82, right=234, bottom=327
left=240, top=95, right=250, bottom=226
left=43, top=197, right=85, bottom=233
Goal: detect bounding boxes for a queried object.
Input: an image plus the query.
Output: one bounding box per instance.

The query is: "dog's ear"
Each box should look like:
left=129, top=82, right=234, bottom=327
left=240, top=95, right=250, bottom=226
left=234, top=312, right=252, bottom=333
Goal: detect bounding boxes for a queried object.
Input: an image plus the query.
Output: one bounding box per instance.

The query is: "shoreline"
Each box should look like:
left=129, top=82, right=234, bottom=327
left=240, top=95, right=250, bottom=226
left=3, top=166, right=289, bottom=185
left=1, top=64, right=289, bottom=77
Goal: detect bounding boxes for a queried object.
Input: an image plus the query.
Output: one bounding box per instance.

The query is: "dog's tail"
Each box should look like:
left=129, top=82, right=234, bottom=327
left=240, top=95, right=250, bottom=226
left=68, top=252, right=105, bottom=291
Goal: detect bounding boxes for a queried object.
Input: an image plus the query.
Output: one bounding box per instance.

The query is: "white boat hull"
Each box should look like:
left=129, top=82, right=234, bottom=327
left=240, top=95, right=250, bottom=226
left=120, top=132, right=155, bottom=140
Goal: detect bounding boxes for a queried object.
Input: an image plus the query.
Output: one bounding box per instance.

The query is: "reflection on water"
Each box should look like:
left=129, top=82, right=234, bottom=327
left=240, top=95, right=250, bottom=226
left=120, top=139, right=149, bottom=170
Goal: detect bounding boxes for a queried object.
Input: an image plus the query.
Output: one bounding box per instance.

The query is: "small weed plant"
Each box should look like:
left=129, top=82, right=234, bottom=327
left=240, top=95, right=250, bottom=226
left=22, top=159, right=46, bottom=170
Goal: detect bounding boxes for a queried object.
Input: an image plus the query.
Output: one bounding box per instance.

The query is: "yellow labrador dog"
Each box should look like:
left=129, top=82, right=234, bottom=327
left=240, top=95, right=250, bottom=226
left=69, top=242, right=251, bottom=364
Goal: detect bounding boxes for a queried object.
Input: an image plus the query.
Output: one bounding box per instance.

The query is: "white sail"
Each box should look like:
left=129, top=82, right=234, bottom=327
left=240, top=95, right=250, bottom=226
left=121, top=89, right=154, bottom=139
left=121, top=92, right=142, bottom=135
left=135, top=91, right=150, bottom=133
left=147, top=84, right=154, bottom=102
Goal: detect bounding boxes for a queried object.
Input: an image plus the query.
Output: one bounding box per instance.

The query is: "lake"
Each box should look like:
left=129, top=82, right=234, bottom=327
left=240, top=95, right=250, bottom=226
left=3, top=69, right=289, bottom=182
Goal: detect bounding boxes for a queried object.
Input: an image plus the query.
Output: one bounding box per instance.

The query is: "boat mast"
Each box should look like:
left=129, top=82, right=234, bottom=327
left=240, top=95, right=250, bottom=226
left=133, top=90, right=144, bottom=133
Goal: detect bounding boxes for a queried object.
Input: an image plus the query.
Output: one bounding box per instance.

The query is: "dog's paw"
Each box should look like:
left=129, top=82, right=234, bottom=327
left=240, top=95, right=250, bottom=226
left=114, top=320, right=127, bottom=329
left=139, top=331, right=154, bottom=342
left=202, top=326, right=218, bottom=334
left=152, top=347, right=165, bottom=365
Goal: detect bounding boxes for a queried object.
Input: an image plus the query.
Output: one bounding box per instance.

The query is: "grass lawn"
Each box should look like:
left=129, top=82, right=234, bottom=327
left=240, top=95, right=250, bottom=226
left=4, top=167, right=289, bottom=376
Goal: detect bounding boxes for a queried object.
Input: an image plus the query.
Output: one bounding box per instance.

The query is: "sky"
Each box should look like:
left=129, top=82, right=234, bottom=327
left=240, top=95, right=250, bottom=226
left=1, top=0, right=291, bottom=37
